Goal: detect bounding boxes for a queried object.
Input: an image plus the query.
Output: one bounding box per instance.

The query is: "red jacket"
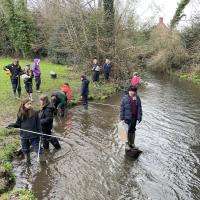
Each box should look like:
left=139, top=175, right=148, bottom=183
left=60, top=85, right=72, bottom=101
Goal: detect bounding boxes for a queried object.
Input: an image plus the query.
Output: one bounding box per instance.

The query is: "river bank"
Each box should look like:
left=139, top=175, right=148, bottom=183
left=175, top=71, right=200, bottom=85
left=0, top=57, right=119, bottom=199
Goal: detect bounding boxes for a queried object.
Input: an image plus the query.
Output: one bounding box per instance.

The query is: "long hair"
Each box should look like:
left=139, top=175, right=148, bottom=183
left=40, top=95, right=50, bottom=108
left=25, top=68, right=32, bottom=76
left=17, top=99, right=33, bottom=120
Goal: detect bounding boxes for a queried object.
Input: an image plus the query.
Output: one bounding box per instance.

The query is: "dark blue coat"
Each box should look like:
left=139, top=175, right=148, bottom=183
left=4, top=64, right=23, bottom=80
left=81, top=78, right=90, bottom=97
left=39, top=103, right=55, bottom=133
left=8, top=111, right=41, bottom=139
left=103, top=63, right=111, bottom=73
left=120, top=94, right=142, bottom=122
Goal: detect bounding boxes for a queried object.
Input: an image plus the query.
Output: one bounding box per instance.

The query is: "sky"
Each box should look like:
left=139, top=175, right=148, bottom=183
left=119, top=0, right=200, bottom=28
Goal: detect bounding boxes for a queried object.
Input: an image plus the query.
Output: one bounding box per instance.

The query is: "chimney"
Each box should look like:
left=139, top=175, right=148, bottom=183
left=159, top=17, right=164, bottom=23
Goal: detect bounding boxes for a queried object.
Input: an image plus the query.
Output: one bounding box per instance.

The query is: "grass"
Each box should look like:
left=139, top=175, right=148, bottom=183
left=0, top=57, right=119, bottom=199
left=1, top=189, right=37, bottom=200
left=0, top=57, right=118, bottom=126
left=177, top=72, right=200, bottom=84
left=0, top=128, right=20, bottom=195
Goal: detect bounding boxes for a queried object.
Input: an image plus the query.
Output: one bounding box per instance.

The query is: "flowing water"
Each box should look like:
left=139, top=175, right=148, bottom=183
left=13, top=73, right=200, bottom=200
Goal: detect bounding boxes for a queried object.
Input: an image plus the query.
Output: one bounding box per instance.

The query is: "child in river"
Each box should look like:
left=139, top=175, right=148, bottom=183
left=7, top=99, right=42, bottom=164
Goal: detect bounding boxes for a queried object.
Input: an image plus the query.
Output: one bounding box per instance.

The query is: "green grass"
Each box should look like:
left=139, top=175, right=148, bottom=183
left=0, top=57, right=118, bottom=126
left=178, top=72, right=200, bottom=84
left=0, top=57, right=118, bottom=199
left=1, top=189, right=37, bottom=200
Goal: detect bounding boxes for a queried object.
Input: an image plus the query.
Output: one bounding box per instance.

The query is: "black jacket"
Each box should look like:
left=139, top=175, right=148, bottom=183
left=8, top=111, right=41, bottom=139
left=39, top=103, right=55, bottom=133
left=81, top=78, right=90, bottom=97
left=4, top=64, right=23, bottom=80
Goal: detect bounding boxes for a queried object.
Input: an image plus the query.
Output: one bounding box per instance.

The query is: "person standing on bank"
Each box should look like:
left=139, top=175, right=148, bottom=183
left=39, top=95, right=61, bottom=150
left=32, top=56, right=41, bottom=92
left=3, top=59, right=23, bottom=98
left=7, top=99, right=42, bottom=164
left=22, top=64, right=34, bottom=101
left=81, top=75, right=90, bottom=110
left=103, top=59, right=112, bottom=81
left=120, top=86, right=142, bottom=149
left=92, top=58, right=100, bottom=83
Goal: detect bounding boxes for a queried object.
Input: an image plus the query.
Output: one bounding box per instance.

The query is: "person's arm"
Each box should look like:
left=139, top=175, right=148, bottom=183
left=7, top=117, right=21, bottom=128
left=120, top=98, right=125, bottom=121
left=3, top=64, right=11, bottom=71
left=81, top=81, right=86, bottom=97
left=103, top=64, right=105, bottom=71
left=40, top=110, right=53, bottom=126
left=137, top=97, right=142, bottom=123
left=36, top=112, right=42, bottom=133
left=18, top=65, right=24, bottom=75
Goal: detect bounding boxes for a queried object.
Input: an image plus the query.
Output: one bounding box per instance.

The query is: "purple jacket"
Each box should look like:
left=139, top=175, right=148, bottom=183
left=32, top=58, right=41, bottom=77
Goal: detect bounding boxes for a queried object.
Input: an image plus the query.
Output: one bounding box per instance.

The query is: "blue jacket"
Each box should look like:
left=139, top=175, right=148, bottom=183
left=120, top=94, right=142, bottom=122
left=81, top=78, right=90, bottom=97
left=103, top=63, right=111, bottom=73
left=39, top=103, right=55, bottom=133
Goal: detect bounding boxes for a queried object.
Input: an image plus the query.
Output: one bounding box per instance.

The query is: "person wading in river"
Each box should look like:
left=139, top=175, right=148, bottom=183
left=80, top=75, right=90, bottom=110
left=3, top=59, right=23, bottom=98
left=51, top=91, right=67, bottom=117
left=39, top=95, right=61, bottom=150
left=120, top=86, right=142, bottom=149
left=7, top=99, right=43, bottom=164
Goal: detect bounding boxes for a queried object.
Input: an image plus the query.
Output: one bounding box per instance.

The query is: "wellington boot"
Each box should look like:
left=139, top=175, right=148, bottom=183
left=24, top=153, right=31, bottom=165
left=39, top=153, right=46, bottom=165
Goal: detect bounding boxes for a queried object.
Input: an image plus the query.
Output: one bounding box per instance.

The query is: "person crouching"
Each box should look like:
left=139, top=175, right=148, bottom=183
left=39, top=95, right=61, bottom=150
left=51, top=91, right=67, bottom=117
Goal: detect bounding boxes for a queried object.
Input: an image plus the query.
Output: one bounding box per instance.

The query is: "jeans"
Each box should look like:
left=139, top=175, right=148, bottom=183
left=82, top=96, right=88, bottom=110
left=125, top=115, right=137, bottom=147
left=11, top=78, right=21, bottom=97
left=35, top=76, right=41, bottom=90
left=25, top=83, right=33, bottom=93
left=42, top=132, right=61, bottom=149
left=104, top=72, right=110, bottom=81
left=21, top=137, right=41, bottom=154
left=93, top=71, right=99, bottom=82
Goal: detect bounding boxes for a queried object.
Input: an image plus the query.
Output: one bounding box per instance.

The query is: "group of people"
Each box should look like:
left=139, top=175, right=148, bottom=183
left=4, top=55, right=142, bottom=163
left=3, top=58, right=41, bottom=101
left=92, top=58, right=112, bottom=83
left=5, top=67, right=90, bottom=164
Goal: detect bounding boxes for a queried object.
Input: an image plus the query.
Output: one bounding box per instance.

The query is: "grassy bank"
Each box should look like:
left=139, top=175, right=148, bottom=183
left=0, top=57, right=119, bottom=126
left=175, top=71, right=200, bottom=85
left=0, top=57, right=119, bottom=199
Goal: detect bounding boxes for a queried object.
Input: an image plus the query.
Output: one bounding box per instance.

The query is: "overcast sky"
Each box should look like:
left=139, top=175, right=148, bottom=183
left=119, top=0, right=200, bottom=28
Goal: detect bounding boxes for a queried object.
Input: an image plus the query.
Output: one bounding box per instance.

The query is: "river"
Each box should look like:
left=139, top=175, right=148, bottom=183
left=13, top=72, right=200, bottom=200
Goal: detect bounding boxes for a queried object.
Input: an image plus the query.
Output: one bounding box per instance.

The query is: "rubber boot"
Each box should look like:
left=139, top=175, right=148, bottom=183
left=39, top=153, right=46, bottom=165
left=24, top=153, right=31, bottom=164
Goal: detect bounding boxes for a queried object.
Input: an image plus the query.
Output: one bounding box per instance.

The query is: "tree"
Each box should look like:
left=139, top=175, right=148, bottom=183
left=103, top=0, right=115, bottom=57
left=170, top=0, right=190, bottom=28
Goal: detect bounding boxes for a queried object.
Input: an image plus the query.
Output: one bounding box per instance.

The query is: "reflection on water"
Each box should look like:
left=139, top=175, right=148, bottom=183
left=13, top=73, right=200, bottom=200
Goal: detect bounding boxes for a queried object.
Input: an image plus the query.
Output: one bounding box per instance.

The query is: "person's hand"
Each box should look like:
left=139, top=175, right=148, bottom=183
left=5, top=125, right=12, bottom=129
